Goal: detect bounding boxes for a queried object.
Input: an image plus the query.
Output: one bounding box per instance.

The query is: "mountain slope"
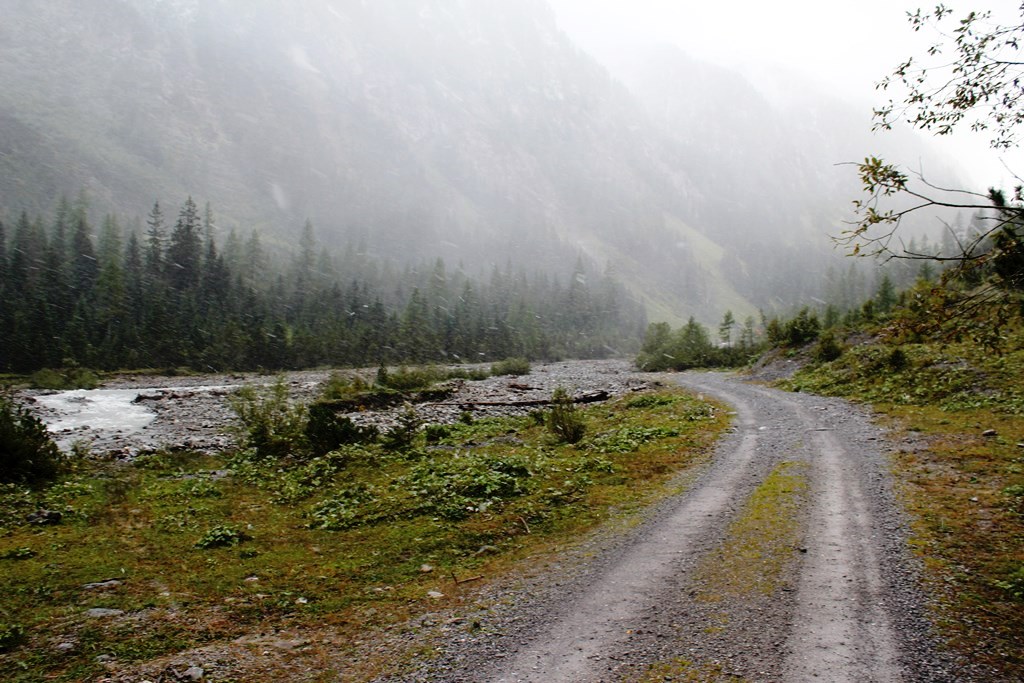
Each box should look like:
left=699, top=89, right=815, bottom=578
left=0, top=0, right=954, bottom=322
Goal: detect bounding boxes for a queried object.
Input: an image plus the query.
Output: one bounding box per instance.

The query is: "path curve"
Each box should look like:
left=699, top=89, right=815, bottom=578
left=380, top=372, right=961, bottom=682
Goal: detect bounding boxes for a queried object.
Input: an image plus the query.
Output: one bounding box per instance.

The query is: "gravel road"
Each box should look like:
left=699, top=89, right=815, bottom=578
left=376, top=372, right=967, bottom=682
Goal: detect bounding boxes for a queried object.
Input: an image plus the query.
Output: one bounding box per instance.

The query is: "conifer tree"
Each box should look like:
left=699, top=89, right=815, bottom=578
left=166, top=197, right=202, bottom=290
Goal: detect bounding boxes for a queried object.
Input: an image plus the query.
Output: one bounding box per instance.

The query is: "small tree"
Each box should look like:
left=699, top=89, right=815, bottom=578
left=229, top=379, right=308, bottom=459
left=0, top=394, right=63, bottom=486
left=547, top=387, right=586, bottom=444
left=718, top=310, right=736, bottom=346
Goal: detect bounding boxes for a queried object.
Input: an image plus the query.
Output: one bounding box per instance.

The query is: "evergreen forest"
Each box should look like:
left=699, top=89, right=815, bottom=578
left=0, top=197, right=646, bottom=374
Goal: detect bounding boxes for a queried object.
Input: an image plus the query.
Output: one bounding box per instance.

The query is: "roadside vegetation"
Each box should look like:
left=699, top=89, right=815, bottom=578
left=0, top=384, right=727, bottom=682
left=773, top=279, right=1024, bottom=677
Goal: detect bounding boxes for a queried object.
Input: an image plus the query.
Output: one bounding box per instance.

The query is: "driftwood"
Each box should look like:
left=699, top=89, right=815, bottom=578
left=424, top=389, right=610, bottom=409
left=451, top=571, right=485, bottom=585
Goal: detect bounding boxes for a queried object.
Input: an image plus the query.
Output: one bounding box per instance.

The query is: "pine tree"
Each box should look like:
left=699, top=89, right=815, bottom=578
left=718, top=310, right=736, bottom=346
left=166, top=197, right=202, bottom=290
left=145, top=200, right=166, bottom=280
left=875, top=274, right=897, bottom=314
left=70, top=212, right=98, bottom=293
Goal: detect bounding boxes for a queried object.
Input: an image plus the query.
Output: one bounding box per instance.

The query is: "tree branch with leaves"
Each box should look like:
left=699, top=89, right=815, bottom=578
left=841, top=4, right=1024, bottom=291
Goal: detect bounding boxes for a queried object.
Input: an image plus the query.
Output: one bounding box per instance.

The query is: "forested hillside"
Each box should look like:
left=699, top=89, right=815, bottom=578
left=0, top=0, right=956, bottom=322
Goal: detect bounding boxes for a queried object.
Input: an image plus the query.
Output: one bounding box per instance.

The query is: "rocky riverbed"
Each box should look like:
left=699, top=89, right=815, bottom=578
left=22, top=360, right=653, bottom=457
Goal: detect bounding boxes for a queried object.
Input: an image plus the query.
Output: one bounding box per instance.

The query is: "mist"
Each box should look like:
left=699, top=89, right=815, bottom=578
left=0, top=0, right=996, bottom=329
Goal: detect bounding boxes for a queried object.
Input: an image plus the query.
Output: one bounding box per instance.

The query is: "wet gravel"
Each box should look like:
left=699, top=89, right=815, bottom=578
left=23, top=360, right=651, bottom=457
left=364, top=372, right=982, bottom=682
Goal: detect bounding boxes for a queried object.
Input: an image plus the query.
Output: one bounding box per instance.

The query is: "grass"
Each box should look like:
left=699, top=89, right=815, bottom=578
left=0, top=388, right=728, bottom=682
left=635, top=657, right=748, bottom=682
left=694, top=461, right=808, bottom=600
left=779, top=301, right=1024, bottom=678
left=884, top=405, right=1024, bottom=675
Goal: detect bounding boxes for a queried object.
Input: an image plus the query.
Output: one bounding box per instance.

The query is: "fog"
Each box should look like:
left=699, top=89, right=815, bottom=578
left=548, top=0, right=1023, bottom=188
left=0, top=0, right=1013, bottom=330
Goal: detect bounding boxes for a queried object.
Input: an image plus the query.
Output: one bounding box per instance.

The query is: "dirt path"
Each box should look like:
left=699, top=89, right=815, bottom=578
left=384, top=372, right=961, bottom=682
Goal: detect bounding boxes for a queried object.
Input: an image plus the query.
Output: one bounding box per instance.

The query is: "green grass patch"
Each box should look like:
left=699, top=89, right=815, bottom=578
left=635, top=657, right=748, bottom=682
left=694, top=461, right=808, bottom=600
left=0, top=388, right=728, bottom=682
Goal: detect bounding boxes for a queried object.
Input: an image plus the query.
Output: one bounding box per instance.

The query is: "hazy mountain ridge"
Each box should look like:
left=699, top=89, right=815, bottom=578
left=0, top=0, right=950, bottom=321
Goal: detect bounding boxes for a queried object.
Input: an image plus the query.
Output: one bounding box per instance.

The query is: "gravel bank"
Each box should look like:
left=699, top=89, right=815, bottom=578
left=23, top=360, right=650, bottom=457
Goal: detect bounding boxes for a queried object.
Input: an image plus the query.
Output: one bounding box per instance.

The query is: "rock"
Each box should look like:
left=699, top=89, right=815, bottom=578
left=420, top=564, right=435, bottom=573
left=474, top=545, right=499, bottom=556
left=427, top=590, right=445, bottom=599
left=95, top=654, right=115, bottom=664
left=86, top=608, right=125, bottom=619
left=55, top=642, right=76, bottom=653
left=182, top=666, right=205, bottom=681
left=982, top=429, right=997, bottom=437
left=26, top=509, right=62, bottom=525
left=83, top=579, right=122, bottom=590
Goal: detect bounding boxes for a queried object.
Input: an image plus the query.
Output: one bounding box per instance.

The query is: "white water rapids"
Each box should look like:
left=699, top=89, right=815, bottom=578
left=32, top=384, right=240, bottom=451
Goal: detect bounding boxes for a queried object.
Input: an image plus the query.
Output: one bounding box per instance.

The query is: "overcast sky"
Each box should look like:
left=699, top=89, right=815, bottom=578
left=547, top=0, right=1023, bottom=189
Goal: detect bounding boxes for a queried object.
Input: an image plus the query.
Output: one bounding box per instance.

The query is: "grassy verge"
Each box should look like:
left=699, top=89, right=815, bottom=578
left=0, top=388, right=728, bottom=682
left=782, top=322, right=1024, bottom=678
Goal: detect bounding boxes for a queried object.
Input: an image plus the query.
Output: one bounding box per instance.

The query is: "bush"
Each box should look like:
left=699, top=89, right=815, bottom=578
left=195, top=524, right=250, bottom=549
left=0, top=394, right=64, bottom=486
left=887, top=347, right=909, bottom=372
left=423, top=423, right=451, bottom=444
left=376, top=365, right=446, bottom=392
left=319, top=371, right=370, bottom=400
left=491, top=357, right=531, bottom=377
left=547, top=388, right=586, bottom=444
left=228, top=379, right=307, bottom=459
left=29, top=366, right=98, bottom=390
left=305, top=403, right=378, bottom=456
left=814, top=330, right=844, bottom=363
left=783, top=308, right=821, bottom=347
left=382, top=404, right=422, bottom=452
left=0, top=622, right=25, bottom=652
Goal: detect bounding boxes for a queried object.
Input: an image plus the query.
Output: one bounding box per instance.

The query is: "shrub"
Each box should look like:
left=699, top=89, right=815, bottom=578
left=29, top=366, right=98, bottom=390
left=195, top=524, right=250, bottom=549
left=228, top=379, right=307, bottom=459
left=625, top=394, right=679, bottom=409
left=376, top=365, right=446, bottom=392
left=491, top=357, right=531, bottom=377
left=995, top=564, right=1024, bottom=602
left=319, top=371, right=370, bottom=400
left=814, top=330, right=844, bottom=363
left=547, top=388, right=586, bottom=444
left=783, top=308, right=821, bottom=347
left=0, top=394, right=63, bottom=486
left=307, top=484, right=377, bottom=530
left=0, top=622, right=25, bottom=652
left=423, top=423, right=451, bottom=444
left=382, top=404, right=422, bottom=452
left=887, top=347, right=909, bottom=372
left=305, top=403, right=378, bottom=456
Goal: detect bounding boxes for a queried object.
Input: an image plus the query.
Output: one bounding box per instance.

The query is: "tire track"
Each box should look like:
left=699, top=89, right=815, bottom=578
left=379, top=372, right=956, bottom=682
